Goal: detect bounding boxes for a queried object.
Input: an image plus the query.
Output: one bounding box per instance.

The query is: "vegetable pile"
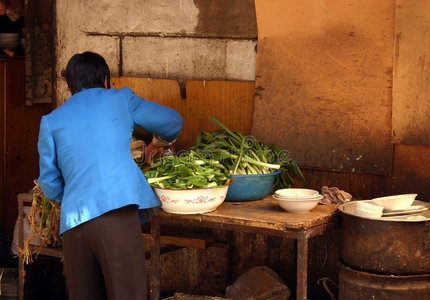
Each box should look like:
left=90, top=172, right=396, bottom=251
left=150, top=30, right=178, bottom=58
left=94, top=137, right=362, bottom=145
left=189, top=116, right=307, bottom=190
left=142, top=116, right=306, bottom=190
left=144, top=150, right=231, bottom=189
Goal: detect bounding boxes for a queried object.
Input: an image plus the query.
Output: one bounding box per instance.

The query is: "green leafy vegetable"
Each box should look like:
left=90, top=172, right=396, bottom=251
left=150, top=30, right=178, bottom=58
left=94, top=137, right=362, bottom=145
left=144, top=150, right=231, bottom=189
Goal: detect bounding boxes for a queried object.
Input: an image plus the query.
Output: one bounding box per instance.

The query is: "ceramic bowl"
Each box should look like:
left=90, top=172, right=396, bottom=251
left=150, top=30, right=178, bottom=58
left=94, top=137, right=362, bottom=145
left=0, top=33, right=19, bottom=37
left=226, top=170, right=281, bottom=202
left=354, top=201, right=384, bottom=214
left=354, top=207, right=382, bottom=219
left=274, top=188, right=319, bottom=198
left=371, top=194, right=417, bottom=210
left=274, top=195, right=321, bottom=213
left=153, top=184, right=230, bottom=214
left=273, top=193, right=323, bottom=201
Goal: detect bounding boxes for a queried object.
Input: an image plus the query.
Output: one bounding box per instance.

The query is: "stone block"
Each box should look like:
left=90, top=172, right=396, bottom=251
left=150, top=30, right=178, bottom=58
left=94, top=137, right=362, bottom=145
left=122, top=36, right=256, bottom=81
left=55, top=35, right=120, bottom=104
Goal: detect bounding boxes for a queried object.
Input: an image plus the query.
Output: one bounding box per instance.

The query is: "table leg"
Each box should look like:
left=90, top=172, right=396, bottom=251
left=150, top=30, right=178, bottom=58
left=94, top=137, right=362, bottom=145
left=150, top=218, right=160, bottom=300
left=18, top=196, right=24, bottom=300
left=296, top=237, right=309, bottom=300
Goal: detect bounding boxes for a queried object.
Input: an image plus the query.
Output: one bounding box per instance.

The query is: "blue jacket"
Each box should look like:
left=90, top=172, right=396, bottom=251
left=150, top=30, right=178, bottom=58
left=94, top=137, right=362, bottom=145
left=37, top=87, right=183, bottom=234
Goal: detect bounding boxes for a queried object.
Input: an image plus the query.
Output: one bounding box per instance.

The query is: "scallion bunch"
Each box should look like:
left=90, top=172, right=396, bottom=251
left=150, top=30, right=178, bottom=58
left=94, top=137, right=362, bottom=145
left=190, top=116, right=307, bottom=189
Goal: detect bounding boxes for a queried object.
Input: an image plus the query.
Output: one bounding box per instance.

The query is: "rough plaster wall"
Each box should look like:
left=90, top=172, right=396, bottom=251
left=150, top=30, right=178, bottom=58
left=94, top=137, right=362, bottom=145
left=55, top=0, right=257, bottom=104
left=392, top=0, right=430, bottom=146
left=22, top=0, right=53, bottom=104
left=252, top=0, right=394, bottom=175
left=81, top=0, right=200, bottom=33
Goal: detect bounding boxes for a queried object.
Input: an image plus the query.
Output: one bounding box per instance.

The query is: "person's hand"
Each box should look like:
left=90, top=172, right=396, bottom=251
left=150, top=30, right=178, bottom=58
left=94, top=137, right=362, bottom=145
left=144, top=141, right=163, bottom=165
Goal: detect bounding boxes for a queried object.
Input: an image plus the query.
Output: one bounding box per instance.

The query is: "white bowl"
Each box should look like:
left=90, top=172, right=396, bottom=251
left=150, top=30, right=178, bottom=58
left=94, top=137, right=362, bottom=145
left=0, top=33, right=19, bottom=39
left=153, top=185, right=229, bottom=214
left=275, top=188, right=319, bottom=198
left=273, top=193, right=323, bottom=201
left=0, top=36, right=19, bottom=41
left=371, top=194, right=417, bottom=210
left=274, top=195, right=320, bottom=213
left=354, top=201, right=384, bottom=213
left=354, top=207, right=382, bottom=219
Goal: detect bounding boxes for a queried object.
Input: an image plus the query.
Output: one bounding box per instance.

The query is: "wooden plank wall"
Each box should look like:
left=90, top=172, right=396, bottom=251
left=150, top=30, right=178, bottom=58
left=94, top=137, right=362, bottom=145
left=300, top=143, right=430, bottom=201
left=111, top=77, right=255, bottom=151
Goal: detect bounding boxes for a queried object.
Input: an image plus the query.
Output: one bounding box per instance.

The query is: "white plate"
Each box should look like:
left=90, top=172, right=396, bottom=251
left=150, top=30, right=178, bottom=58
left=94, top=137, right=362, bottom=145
left=381, top=214, right=430, bottom=221
left=382, top=205, right=428, bottom=216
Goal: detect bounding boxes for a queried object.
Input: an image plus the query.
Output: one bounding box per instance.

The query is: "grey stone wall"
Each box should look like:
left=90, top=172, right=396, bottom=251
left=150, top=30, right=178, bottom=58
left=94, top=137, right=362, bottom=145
left=55, top=0, right=257, bottom=103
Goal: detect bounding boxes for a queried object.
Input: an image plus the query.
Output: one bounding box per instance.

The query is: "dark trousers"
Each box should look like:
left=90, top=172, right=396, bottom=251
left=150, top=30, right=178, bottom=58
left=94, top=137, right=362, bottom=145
left=62, top=205, right=147, bottom=300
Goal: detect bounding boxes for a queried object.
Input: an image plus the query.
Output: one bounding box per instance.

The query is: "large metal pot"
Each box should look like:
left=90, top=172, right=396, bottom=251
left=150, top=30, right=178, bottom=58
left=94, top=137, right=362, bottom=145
left=338, top=261, right=430, bottom=300
left=339, top=200, right=430, bottom=275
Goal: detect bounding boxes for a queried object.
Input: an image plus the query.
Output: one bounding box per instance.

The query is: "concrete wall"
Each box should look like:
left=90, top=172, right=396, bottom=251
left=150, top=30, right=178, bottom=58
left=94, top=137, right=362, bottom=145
left=26, top=0, right=54, bottom=104
left=55, top=0, right=257, bottom=104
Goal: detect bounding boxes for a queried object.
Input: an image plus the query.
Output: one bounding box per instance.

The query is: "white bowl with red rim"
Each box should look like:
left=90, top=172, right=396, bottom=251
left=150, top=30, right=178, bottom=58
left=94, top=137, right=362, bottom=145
left=153, top=184, right=231, bottom=214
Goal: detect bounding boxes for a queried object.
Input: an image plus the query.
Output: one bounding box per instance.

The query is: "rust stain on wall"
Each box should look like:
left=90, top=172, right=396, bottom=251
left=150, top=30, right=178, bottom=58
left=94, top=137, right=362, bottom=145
left=193, top=0, right=257, bottom=39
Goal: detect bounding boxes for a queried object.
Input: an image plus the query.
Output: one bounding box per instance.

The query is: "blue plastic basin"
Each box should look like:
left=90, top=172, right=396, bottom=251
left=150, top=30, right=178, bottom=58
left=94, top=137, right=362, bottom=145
left=225, top=170, right=281, bottom=202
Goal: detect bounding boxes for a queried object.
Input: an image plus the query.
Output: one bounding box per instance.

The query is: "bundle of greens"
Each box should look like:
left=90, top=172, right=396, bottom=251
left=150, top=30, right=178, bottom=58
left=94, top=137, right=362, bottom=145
left=144, top=150, right=231, bottom=189
left=190, top=116, right=307, bottom=190
left=22, top=181, right=61, bottom=264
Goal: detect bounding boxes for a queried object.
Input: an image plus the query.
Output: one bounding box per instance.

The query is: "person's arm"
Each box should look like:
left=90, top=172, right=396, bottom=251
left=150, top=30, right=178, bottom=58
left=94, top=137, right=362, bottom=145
left=37, top=117, right=64, bottom=202
left=126, top=87, right=183, bottom=143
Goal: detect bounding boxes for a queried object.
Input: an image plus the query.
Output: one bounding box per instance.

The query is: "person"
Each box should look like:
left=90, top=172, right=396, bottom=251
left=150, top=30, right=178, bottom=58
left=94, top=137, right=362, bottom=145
left=37, top=51, right=183, bottom=300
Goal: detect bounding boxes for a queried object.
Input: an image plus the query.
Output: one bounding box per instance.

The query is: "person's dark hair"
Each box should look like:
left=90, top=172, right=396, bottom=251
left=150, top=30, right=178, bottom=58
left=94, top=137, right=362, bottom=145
left=65, top=51, right=111, bottom=95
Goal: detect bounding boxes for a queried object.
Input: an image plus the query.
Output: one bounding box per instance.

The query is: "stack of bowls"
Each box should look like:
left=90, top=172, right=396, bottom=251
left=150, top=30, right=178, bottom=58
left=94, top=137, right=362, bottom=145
left=354, top=201, right=384, bottom=219
left=273, top=188, right=323, bottom=213
left=0, top=33, right=20, bottom=49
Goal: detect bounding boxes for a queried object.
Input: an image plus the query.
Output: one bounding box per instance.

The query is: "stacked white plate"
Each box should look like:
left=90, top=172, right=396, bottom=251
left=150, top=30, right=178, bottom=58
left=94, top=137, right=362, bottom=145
left=354, top=201, right=384, bottom=219
left=273, top=188, right=323, bottom=213
left=0, top=33, right=20, bottom=49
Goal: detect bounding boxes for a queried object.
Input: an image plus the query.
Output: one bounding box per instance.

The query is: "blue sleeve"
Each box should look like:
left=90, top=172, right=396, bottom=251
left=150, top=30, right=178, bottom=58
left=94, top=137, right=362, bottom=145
left=37, top=117, right=64, bottom=202
left=125, top=87, right=183, bottom=142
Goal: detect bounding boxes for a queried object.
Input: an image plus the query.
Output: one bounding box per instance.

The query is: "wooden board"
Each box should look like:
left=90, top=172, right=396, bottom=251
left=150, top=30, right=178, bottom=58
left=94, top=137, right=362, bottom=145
left=111, top=77, right=255, bottom=150
left=252, top=0, right=394, bottom=175
left=391, top=144, right=430, bottom=199
left=297, top=143, right=430, bottom=202
left=392, top=0, right=430, bottom=146
left=0, top=60, right=5, bottom=237
left=142, top=231, right=214, bottom=249
left=153, top=195, right=338, bottom=237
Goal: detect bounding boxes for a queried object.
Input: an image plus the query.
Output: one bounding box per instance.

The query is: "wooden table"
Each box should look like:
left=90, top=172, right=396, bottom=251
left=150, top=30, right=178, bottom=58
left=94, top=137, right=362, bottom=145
left=149, top=196, right=339, bottom=300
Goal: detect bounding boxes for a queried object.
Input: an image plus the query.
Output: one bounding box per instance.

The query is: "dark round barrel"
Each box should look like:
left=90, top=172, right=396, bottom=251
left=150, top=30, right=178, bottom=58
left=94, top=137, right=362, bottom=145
left=338, top=262, right=430, bottom=300
left=339, top=201, right=430, bottom=275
